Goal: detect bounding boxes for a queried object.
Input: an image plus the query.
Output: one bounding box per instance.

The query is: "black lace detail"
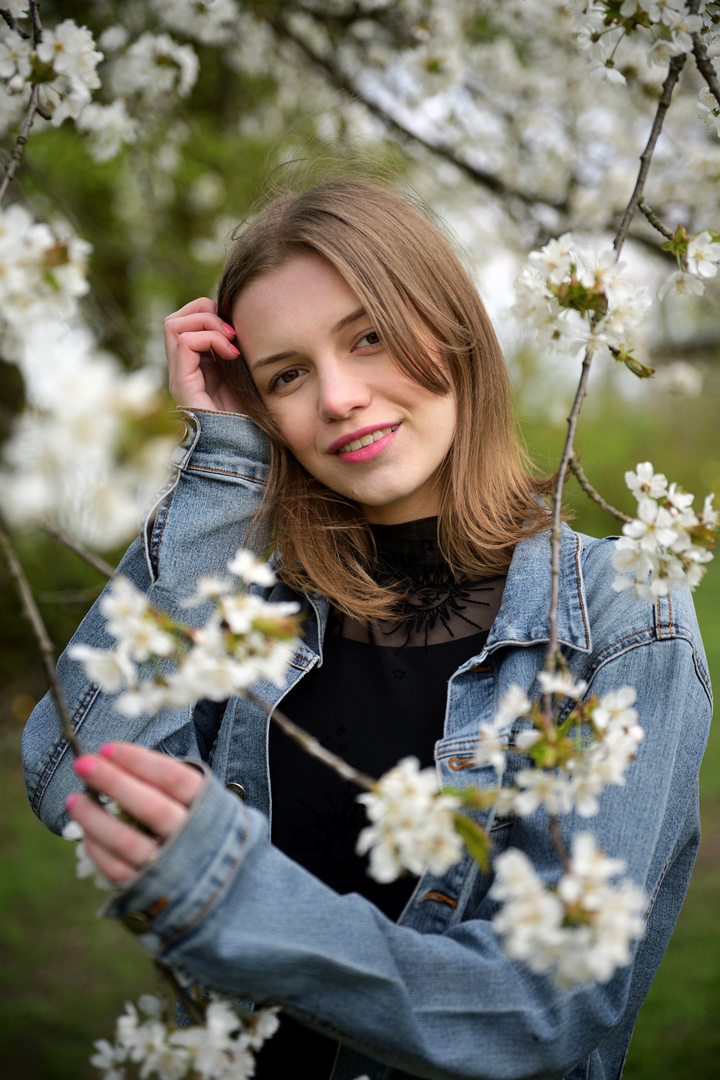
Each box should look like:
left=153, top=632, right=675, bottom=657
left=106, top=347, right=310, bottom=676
left=332, top=517, right=505, bottom=647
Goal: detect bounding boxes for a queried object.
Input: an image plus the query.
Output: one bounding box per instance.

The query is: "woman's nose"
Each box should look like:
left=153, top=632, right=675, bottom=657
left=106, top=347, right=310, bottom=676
left=317, top=361, right=372, bottom=421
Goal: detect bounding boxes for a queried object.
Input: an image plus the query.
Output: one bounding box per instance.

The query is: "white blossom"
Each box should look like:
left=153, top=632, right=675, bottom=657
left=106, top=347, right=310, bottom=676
left=538, top=670, right=587, bottom=700
left=613, top=464, right=716, bottom=598
left=686, top=231, right=720, bottom=279
left=76, top=100, right=138, bottom=162
left=356, top=757, right=463, bottom=882
left=110, top=33, right=199, bottom=101
left=491, top=834, right=646, bottom=987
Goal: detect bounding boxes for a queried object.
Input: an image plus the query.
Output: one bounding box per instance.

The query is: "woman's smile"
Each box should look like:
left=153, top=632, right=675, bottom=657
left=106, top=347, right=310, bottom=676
left=232, top=253, right=457, bottom=524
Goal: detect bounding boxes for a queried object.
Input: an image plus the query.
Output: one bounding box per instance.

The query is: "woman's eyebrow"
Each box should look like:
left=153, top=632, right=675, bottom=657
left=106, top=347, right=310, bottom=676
left=331, top=306, right=366, bottom=334
left=250, top=307, right=368, bottom=372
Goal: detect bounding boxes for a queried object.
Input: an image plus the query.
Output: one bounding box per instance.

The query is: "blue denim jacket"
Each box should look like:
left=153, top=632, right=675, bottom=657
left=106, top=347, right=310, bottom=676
left=22, top=410, right=713, bottom=1080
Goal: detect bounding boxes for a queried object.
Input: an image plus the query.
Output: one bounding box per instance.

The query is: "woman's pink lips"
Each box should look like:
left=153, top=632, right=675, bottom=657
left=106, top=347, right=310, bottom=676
left=333, top=425, right=399, bottom=463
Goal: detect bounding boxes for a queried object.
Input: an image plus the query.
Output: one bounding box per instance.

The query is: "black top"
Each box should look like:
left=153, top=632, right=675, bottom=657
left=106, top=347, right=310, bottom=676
left=255, top=519, right=505, bottom=1075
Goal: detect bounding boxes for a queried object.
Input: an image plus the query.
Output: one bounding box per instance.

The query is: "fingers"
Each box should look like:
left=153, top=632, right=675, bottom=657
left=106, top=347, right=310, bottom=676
left=65, top=745, right=206, bottom=886
left=98, top=742, right=205, bottom=807
left=164, top=298, right=242, bottom=410
left=71, top=751, right=195, bottom=839
left=69, top=792, right=159, bottom=882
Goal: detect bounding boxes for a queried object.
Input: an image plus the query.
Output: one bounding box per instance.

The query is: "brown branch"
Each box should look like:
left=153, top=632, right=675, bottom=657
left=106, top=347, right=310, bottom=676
left=40, top=523, right=116, bottom=580
left=546, top=347, right=593, bottom=675
left=544, top=48, right=689, bottom=676
left=249, top=692, right=376, bottom=791
left=153, top=961, right=207, bottom=1027
left=0, top=516, right=83, bottom=757
left=265, top=13, right=566, bottom=212
left=0, top=8, right=31, bottom=38
left=568, top=456, right=633, bottom=524
left=0, top=82, right=42, bottom=204
left=638, top=199, right=674, bottom=241
left=613, top=52, right=687, bottom=255
left=693, top=31, right=720, bottom=110
left=29, top=0, right=42, bottom=44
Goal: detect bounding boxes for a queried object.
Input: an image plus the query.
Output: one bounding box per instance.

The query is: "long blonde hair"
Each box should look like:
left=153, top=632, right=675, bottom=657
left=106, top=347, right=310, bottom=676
left=217, top=176, right=553, bottom=620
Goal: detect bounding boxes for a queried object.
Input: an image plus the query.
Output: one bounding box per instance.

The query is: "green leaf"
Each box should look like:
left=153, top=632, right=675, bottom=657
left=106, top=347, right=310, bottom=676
left=453, top=814, right=491, bottom=872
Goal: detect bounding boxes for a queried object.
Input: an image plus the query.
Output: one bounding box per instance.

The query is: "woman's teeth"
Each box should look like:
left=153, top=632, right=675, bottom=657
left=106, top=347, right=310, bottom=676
left=337, top=426, right=397, bottom=454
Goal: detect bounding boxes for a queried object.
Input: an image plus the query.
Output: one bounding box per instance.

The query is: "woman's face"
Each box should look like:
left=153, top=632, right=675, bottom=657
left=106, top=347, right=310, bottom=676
left=232, top=253, right=456, bottom=525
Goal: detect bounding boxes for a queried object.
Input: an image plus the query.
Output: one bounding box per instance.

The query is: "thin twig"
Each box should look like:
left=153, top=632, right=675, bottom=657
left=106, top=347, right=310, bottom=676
left=545, top=49, right=688, bottom=676
left=265, top=13, right=566, bottom=212
left=29, top=0, right=42, bottom=44
left=0, top=8, right=31, bottom=38
left=154, top=961, right=207, bottom=1027
left=249, top=692, right=376, bottom=791
left=638, top=199, right=674, bottom=242
left=613, top=53, right=687, bottom=255
left=40, top=523, right=116, bottom=580
left=0, top=83, right=42, bottom=204
left=693, top=32, right=720, bottom=110
left=546, top=348, right=594, bottom=674
left=0, top=516, right=83, bottom=757
left=568, top=457, right=633, bottom=524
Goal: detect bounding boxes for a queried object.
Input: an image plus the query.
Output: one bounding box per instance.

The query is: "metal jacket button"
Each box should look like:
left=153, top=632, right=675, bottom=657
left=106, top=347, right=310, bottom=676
left=122, top=911, right=152, bottom=934
left=225, top=782, right=247, bottom=801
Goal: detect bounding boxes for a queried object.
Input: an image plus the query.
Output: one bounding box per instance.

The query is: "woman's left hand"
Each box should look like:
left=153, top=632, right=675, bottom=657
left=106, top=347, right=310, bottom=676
left=66, top=743, right=204, bottom=885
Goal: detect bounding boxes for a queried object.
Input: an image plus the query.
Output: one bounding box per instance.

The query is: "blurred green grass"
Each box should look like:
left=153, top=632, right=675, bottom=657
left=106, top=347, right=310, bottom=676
left=0, top=370, right=717, bottom=1078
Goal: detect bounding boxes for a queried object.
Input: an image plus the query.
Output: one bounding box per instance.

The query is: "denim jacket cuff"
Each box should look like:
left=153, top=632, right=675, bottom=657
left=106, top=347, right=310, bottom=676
left=175, top=408, right=271, bottom=468
left=102, top=769, right=251, bottom=953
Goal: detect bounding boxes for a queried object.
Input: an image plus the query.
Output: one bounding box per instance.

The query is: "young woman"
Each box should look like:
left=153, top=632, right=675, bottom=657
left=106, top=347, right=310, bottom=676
left=22, top=178, right=711, bottom=1080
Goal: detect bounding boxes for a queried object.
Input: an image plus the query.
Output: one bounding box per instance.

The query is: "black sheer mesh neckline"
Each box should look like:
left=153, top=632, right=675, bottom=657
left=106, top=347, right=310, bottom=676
left=333, top=517, right=506, bottom=648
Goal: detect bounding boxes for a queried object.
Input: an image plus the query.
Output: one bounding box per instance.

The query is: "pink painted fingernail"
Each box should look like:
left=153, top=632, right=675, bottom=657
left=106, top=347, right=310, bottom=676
left=73, top=756, right=95, bottom=778
left=99, top=743, right=116, bottom=759
left=66, top=794, right=80, bottom=811
left=229, top=343, right=240, bottom=355
left=223, top=322, right=236, bottom=335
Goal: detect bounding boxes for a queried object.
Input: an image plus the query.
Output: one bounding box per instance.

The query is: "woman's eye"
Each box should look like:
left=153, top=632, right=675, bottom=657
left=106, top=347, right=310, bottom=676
left=357, top=330, right=381, bottom=348
left=269, top=368, right=302, bottom=391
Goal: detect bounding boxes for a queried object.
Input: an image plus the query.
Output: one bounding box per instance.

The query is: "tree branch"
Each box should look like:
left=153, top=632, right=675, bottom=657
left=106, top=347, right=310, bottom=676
left=568, top=456, right=632, bottom=524
left=249, top=692, right=376, bottom=791
left=613, top=53, right=687, bottom=255
left=0, top=7, right=31, bottom=38
left=29, top=0, right=42, bottom=45
left=546, top=347, right=594, bottom=673
left=544, top=49, right=689, bottom=674
left=638, top=199, right=674, bottom=241
left=0, top=82, right=42, bottom=204
left=264, top=12, right=566, bottom=212
left=693, top=31, right=720, bottom=110
left=0, top=516, right=83, bottom=757
left=40, top=523, right=116, bottom=580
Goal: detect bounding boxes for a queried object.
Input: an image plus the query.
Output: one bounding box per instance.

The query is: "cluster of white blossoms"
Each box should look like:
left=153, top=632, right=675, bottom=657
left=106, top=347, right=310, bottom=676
left=0, top=204, right=90, bottom=350
left=490, top=834, right=647, bottom=988
left=0, top=323, right=176, bottom=549
left=658, top=228, right=720, bottom=299
left=512, top=233, right=651, bottom=372
left=475, top=677, right=645, bottom=820
left=70, top=552, right=302, bottom=717
left=356, top=757, right=465, bottom=883
left=570, top=1, right=705, bottom=85
left=0, top=16, right=102, bottom=124
left=109, top=32, right=199, bottom=103
left=470, top=677, right=648, bottom=984
left=613, top=462, right=718, bottom=599
left=90, top=993, right=280, bottom=1080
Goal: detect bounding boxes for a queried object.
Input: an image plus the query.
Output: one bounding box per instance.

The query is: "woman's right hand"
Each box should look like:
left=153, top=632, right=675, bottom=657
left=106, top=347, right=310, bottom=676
left=164, top=297, right=247, bottom=413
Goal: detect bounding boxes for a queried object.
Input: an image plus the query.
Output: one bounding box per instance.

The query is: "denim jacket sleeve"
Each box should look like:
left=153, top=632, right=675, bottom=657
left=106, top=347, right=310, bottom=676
left=100, top=551, right=712, bottom=1080
left=21, top=409, right=271, bottom=830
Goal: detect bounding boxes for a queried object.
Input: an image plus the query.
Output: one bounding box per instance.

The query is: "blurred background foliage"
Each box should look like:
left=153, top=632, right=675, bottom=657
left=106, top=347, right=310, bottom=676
left=1, top=1, right=718, bottom=1077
